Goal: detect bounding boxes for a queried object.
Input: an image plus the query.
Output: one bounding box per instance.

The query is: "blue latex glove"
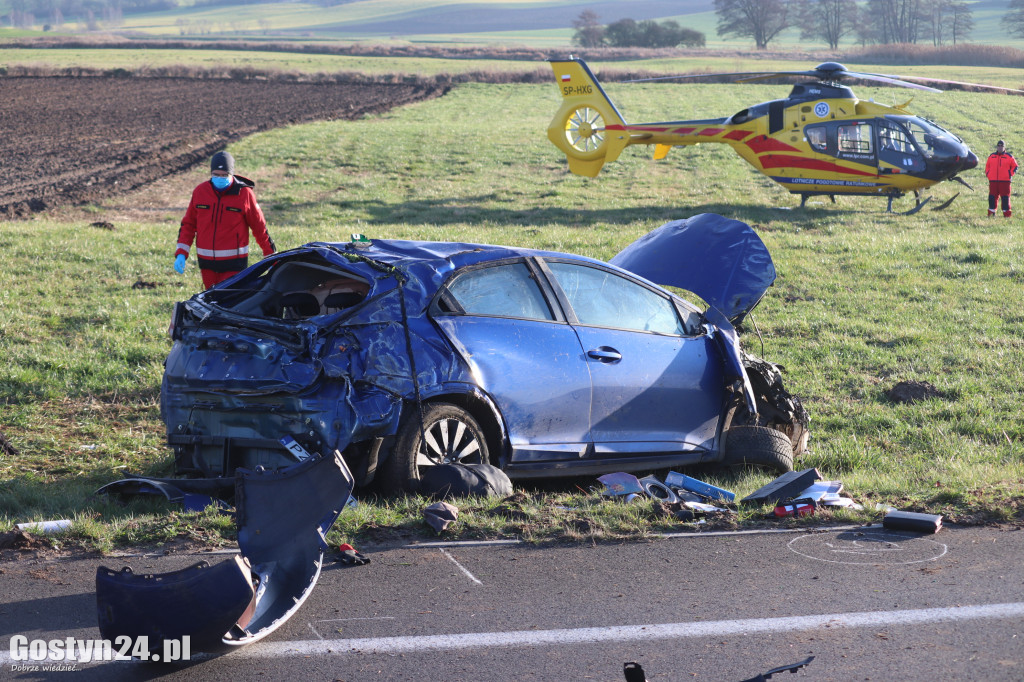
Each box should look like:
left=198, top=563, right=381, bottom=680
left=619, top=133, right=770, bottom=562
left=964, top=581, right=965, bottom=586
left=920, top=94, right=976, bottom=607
left=174, top=254, right=187, bottom=274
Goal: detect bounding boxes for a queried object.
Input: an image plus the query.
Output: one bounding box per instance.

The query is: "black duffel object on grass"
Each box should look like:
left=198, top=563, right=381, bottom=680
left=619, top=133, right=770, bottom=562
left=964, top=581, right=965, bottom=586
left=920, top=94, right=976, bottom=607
left=419, top=463, right=513, bottom=499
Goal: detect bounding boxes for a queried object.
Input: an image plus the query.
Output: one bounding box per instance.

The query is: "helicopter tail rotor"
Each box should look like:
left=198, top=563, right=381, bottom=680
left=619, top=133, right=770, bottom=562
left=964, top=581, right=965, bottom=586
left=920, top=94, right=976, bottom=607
left=548, top=59, right=631, bottom=177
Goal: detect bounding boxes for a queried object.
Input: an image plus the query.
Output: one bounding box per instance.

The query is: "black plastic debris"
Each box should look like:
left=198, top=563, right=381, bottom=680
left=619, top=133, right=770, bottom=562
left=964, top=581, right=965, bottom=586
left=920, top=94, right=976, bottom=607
left=740, top=656, right=815, bottom=681
left=741, top=468, right=821, bottom=505
left=623, top=661, right=648, bottom=682
left=96, top=450, right=355, bottom=653
left=419, top=463, right=513, bottom=499
left=95, top=478, right=186, bottom=504
left=883, top=509, right=943, bottom=534
left=97, top=473, right=236, bottom=504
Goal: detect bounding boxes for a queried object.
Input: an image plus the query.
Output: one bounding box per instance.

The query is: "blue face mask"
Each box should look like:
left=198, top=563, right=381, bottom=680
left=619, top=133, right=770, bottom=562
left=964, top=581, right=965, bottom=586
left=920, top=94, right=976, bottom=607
left=211, top=175, right=232, bottom=190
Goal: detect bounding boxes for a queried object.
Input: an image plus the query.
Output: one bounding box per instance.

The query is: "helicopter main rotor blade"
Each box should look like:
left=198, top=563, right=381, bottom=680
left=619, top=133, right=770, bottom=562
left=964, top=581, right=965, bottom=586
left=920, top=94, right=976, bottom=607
left=878, top=75, right=1024, bottom=95
left=839, top=72, right=943, bottom=92
left=618, top=70, right=821, bottom=84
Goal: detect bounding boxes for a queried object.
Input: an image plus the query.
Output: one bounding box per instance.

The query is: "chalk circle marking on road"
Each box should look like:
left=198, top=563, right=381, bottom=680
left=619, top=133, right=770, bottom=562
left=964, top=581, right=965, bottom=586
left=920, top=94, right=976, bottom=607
left=788, top=528, right=948, bottom=565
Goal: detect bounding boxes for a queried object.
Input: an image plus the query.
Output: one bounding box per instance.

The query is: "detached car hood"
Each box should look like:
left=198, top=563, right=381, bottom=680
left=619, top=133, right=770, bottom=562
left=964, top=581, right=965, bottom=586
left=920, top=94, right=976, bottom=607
left=609, top=213, right=776, bottom=323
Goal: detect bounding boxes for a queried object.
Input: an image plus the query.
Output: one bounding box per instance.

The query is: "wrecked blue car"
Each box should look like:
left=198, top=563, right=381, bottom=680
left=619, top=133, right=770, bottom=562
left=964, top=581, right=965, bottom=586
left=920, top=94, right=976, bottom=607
left=161, top=213, right=809, bottom=493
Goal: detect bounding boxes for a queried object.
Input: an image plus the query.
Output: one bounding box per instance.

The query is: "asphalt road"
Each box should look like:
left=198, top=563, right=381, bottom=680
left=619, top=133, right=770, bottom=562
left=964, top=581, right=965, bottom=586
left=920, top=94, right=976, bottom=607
left=1, top=524, right=1022, bottom=681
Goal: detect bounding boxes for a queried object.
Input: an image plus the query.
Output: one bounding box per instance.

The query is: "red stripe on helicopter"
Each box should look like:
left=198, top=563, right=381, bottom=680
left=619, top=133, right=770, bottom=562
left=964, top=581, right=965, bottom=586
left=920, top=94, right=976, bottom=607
left=725, top=130, right=751, bottom=141
left=626, top=125, right=694, bottom=134
left=758, top=155, right=876, bottom=176
left=745, top=137, right=801, bottom=154
left=698, top=128, right=725, bottom=136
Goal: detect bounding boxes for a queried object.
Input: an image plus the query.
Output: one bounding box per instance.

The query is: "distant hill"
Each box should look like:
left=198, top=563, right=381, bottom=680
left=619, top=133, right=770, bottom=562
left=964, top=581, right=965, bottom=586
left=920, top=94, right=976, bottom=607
left=323, top=1, right=714, bottom=35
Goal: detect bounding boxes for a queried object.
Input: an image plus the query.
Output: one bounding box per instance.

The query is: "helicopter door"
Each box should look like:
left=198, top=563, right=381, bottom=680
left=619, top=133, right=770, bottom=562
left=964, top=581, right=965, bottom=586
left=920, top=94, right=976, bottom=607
left=876, top=119, right=926, bottom=174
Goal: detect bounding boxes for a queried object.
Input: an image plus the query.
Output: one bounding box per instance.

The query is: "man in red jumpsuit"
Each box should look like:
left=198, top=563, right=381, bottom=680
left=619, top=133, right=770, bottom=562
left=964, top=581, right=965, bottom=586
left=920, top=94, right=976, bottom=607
left=985, top=140, right=1017, bottom=217
left=175, top=151, right=276, bottom=289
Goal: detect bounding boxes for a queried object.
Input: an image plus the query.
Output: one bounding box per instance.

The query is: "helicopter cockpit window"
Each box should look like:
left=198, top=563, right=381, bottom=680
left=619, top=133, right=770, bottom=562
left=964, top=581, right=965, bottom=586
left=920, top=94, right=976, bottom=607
left=877, top=120, right=919, bottom=156
left=805, top=125, right=827, bottom=152
left=837, top=123, right=874, bottom=155
left=893, top=117, right=954, bottom=159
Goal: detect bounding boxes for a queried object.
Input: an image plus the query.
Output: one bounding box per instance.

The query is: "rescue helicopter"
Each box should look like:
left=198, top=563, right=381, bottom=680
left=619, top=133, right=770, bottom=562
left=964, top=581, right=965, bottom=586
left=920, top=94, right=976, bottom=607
left=547, top=57, right=1019, bottom=214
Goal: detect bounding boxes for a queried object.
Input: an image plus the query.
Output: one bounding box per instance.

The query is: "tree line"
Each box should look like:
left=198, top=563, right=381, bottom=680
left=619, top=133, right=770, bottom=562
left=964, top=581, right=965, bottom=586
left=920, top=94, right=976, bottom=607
left=575, top=1, right=1024, bottom=51
left=572, top=12, right=706, bottom=48
left=712, top=0, right=977, bottom=49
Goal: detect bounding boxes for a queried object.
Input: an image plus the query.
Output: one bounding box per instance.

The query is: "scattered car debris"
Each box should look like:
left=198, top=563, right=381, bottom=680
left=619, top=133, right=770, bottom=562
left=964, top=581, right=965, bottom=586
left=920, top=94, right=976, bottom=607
left=334, top=543, right=370, bottom=566
left=664, top=470, right=735, bottom=503
left=96, top=450, right=355, bottom=654
left=599, top=472, right=645, bottom=497
left=161, top=215, right=809, bottom=496
left=886, top=380, right=944, bottom=404
left=792, top=479, right=863, bottom=510
left=740, top=655, right=815, bottom=681
left=770, top=498, right=817, bottom=518
left=623, top=661, right=648, bottom=682
left=599, top=471, right=737, bottom=521
left=423, top=501, right=459, bottom=532
left=15, top=519, right=72, bottom=534
left=883, top=509, right=943, bottom=534
left=624, top=656, right=815, bottom=682
left=741, top=468, right=822, bottom=505
left=638, top=475, right=678, bottom=502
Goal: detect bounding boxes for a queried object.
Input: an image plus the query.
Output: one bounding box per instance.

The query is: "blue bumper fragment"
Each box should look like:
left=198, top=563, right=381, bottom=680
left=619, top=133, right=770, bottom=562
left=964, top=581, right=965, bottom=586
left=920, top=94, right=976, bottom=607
left=95, top=450, right=355, bottom=653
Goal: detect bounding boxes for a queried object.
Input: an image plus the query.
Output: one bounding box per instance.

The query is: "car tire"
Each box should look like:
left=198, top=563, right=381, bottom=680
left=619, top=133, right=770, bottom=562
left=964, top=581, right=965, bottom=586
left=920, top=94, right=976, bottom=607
left=380, top=403, right=490, bottom=493
left=724, top=425, right=794, bottom=474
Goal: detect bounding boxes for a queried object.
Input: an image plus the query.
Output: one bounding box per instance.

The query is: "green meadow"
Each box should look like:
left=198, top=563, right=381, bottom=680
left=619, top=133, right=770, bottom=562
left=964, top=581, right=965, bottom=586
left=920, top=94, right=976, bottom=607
left=1, top=63, right=1023, bottom=551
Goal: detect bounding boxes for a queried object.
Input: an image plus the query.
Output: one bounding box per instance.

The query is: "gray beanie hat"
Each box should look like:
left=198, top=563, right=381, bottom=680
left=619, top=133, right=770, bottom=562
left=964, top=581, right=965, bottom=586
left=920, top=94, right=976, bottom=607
left=211, top=151, right=235, bottom=174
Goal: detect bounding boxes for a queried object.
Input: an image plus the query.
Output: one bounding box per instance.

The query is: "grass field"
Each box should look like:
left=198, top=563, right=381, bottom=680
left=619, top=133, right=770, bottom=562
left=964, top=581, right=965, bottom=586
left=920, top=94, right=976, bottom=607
left=2, top=69, right=1023, bottom=552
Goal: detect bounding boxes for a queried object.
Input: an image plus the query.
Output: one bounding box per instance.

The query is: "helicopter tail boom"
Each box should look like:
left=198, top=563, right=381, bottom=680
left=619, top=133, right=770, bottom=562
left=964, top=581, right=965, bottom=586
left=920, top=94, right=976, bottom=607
left=548, top=59, right=630, bottom=177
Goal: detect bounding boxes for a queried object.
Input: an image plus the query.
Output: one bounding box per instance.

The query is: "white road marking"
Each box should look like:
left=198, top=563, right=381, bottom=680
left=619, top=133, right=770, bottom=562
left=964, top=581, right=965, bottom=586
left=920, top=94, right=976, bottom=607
left=439, top=548, right=482, bottom=585
left=228, top=602, right=1024, bottom=658
left=309, top=617, right=397, bottom=640
left=405, top=525, right=865, bottom=549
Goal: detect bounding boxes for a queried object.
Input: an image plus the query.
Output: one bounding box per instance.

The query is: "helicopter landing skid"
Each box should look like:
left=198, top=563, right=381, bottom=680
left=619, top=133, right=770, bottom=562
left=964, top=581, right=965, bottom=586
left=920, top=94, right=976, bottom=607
left=887, top=192, right=932, bottom=215
left=798, top=193, right=837, bottom=208
left=931, top=192, right=961, bottom=211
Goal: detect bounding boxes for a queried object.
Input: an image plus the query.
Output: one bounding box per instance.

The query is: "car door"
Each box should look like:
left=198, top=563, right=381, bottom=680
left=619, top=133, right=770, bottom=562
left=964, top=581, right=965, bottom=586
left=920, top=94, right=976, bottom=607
left=431, top=259, right=593, bottom=463
left=541, top=259, right=724, bottom=457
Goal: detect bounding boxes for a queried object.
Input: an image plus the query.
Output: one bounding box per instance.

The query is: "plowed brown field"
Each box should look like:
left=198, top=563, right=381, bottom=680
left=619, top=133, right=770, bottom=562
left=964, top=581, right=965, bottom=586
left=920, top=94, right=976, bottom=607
left=0, top=76, right=448, bottom=218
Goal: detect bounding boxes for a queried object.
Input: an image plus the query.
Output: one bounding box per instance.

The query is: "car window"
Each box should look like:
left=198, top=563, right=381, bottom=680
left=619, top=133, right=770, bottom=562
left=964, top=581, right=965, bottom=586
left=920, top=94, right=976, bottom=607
left=546, top=262, right=684, bottom=335
left=446, top=263, right=555, bottom=321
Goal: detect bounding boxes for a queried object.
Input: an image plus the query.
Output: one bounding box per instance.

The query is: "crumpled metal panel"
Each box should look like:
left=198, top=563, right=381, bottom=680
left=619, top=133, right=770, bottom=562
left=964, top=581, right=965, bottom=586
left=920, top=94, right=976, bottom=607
left=609, top=213, right=776, bottom=323
left=94, top=451, right=355, bottom=653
